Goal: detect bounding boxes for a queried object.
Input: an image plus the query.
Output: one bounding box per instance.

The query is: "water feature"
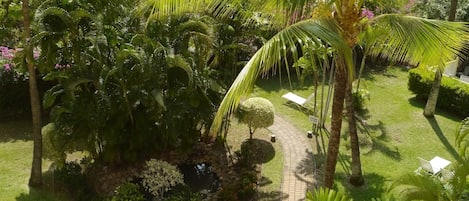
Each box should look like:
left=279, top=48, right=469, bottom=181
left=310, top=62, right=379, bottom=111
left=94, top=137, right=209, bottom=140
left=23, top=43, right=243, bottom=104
left=179, top=163, right=221, bottom=194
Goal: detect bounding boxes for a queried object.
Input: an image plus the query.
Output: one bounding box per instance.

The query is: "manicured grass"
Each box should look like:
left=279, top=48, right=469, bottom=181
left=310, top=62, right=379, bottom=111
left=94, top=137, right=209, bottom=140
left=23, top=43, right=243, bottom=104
left=252, top=66, right=464, bottom=200
left=0, top=118, right=59, bottom=201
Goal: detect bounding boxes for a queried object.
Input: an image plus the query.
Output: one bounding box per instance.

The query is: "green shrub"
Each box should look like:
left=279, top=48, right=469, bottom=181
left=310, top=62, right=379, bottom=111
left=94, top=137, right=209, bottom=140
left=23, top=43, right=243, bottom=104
left=0, top=69, right=29, bottom=117
left=238, top=97, right=275, bottom=139
left=408, top=67, right=469, bottom=117
left=352, top=88, right=370, bottom=113
left=141, top=159, right=184, bottom=198
left=163, top=186, right=203, bottom=201
left=112, top=182, right=145, bottom=201
left=54, top=162, right=88, bottom=198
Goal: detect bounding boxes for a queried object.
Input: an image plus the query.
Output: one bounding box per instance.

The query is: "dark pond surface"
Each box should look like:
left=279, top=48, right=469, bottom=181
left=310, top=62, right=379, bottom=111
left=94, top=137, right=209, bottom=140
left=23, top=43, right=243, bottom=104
left=179, top=163, right=221, bottom=193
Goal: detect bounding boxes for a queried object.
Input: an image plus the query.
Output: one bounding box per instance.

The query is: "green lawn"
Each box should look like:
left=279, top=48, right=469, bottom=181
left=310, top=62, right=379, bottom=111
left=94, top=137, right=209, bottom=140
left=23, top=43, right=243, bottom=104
left=0, top=118, right=59, bottom=201
left=252, top=66, right=464, bottom=200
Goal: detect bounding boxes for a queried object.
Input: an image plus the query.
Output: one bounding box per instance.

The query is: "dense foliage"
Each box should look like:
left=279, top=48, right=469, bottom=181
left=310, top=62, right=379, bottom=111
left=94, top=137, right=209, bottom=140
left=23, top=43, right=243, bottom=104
left=31, top=0, right=255, bottom=165
left=408, top=67, right=469, bottom=117
left=111, top=182, right=145, bottom=201
left=412, top=0, right=469, bottom=21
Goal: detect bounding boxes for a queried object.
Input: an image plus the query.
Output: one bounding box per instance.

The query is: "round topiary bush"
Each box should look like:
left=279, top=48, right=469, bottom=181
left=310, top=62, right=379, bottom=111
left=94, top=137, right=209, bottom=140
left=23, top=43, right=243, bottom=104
left=238, top=97, right=275, bottom=139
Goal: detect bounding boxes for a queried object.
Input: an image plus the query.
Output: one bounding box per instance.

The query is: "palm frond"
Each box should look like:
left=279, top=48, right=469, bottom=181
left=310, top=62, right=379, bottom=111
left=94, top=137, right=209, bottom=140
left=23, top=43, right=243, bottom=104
left=456, top=118, right=469, bottom=161
left=305, top=187, right=351, bottom=201
left=135, top=0, right=208, bottom=23
left=391, top=173, right=446, bottom=201
left=370, top=14, right=469, bottom=67
left=209, top=18, right=352, bottom=136
left=36, top=7, right=73, bottom=32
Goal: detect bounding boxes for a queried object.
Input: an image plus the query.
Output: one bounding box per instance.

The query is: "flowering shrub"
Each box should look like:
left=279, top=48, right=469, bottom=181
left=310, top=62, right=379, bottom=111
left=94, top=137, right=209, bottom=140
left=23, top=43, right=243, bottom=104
left=0, top=46, right=30, bottom=116
left=0, top=46, right=15, bottom=71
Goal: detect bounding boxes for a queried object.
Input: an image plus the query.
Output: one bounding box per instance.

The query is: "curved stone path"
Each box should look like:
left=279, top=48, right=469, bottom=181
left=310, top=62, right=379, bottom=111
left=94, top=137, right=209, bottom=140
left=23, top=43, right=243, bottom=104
left=267, top=114, right=316, bottom=201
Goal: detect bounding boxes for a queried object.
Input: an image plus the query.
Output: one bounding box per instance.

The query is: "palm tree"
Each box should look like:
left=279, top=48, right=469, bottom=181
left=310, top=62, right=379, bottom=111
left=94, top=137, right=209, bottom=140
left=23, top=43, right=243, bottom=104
left=22, top=0, right=43, bottom=187
left=449, top=0, right=459, bottom=21
left=423, top=0, right=461, bottom=118
left=423, top=67, right=443, bottom=117
left=139, top=0, right=469, bottom=188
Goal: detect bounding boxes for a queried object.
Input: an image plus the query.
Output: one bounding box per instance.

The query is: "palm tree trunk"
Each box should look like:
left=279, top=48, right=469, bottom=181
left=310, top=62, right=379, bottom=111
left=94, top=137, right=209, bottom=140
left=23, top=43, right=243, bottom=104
left=449, top=0, right=458, bottom=21
left=22, top=0, right=43, bottom=187
left=324, top=57, right=347, bottom=188
left=345, top=80, right=364, bottom=186
left=423, top=69, right=442, bottom=117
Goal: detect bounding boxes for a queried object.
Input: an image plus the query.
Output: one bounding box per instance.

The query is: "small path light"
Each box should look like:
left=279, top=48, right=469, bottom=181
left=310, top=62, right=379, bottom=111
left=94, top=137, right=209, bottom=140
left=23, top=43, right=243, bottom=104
left=270, top=134, right=276, bottom=142
left=307, top=131, right=313, bottom=138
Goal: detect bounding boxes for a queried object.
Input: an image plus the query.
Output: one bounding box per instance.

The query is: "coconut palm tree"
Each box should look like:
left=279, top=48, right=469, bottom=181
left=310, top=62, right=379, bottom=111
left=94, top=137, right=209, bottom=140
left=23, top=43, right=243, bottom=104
left=422, top=0, right=463, bottom=118
left=22, top=0, right=43, bottom=187
left=138, top=0, right=469, bottom=188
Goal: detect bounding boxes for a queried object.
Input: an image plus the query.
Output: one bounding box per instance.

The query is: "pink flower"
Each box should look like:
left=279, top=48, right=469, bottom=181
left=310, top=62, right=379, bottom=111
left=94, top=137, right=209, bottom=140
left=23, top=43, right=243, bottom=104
left=4, top=63, right=11, bottom=71
left=33, top=51, right=40, bottom=59
left=361, top=8, right=374, bottom=19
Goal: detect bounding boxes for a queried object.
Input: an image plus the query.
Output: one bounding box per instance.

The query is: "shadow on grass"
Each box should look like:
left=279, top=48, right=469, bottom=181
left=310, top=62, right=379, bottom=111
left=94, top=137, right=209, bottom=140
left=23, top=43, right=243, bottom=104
left=241, top=139, right=276, bottom=164
left=336, top=172, right=389, bottom=200
left=256, top=76, right=316, bottom=93
left=408, top=97, right=465, bottom=121
left=425, top=117, right=464, bottom=163
left=357, top=119, right=401, bottom=160
left=15, top=187, right=60, bottom=201
left=0, top=118, right=33, bottom=142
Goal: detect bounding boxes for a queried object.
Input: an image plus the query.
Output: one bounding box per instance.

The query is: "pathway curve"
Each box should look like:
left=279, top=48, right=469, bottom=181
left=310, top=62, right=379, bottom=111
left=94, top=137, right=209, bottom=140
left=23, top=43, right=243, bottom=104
left=267, top=114, right=316, bottom=201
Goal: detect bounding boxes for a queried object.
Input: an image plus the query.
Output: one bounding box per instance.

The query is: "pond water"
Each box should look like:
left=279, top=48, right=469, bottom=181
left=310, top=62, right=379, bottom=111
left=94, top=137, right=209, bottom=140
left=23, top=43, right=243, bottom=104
left=179, top=163, right=221, bottom=193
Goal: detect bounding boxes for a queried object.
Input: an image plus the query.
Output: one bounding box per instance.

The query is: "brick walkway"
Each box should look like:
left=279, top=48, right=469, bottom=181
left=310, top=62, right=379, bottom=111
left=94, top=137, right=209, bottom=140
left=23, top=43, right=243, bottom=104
left=267, top=115, right=316, bottom=201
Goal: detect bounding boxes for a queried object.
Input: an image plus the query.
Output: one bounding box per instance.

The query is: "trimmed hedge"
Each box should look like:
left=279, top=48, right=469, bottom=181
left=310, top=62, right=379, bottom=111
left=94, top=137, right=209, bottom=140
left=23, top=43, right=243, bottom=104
left=408, top=67, right=469, bottom=117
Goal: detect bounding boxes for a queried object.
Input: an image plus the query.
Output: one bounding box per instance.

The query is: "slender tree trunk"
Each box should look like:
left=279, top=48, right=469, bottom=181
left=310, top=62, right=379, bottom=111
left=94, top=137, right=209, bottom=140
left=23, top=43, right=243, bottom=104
left=22, top=0, right=43, bottom=187
left=345, top=80, right=364, bottom=186
left=423, top=69, right=442, bottom=117
left=324, top=57, right=347, bottom=188
left=449, top=0, right=458, bottom=21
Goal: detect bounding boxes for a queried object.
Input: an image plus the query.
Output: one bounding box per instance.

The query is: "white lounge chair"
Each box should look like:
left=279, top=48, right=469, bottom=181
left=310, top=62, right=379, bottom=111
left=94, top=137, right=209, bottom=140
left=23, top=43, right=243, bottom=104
left=281, top=92, right=314, bottom=108
left=416, top=156, right=451, bottom=175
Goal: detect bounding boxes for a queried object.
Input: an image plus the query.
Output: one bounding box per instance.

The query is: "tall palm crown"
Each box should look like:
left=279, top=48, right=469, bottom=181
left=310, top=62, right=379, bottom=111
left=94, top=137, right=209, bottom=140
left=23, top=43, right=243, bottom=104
left=138, top=0, right=469, bottom=188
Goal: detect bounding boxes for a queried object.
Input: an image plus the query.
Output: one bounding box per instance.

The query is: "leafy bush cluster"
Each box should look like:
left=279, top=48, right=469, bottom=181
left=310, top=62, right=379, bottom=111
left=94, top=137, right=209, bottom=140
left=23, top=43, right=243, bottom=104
left=141, top=159, right=184, bottom=198
left=111, top=182, right=145, bottom=201
left=0, top=46, right=29, bottom=117
left=54, top=162, right=90, bottom=200
left=218, top=149, right=258, bottom=201
left=352, top=88, right=370, bottom=113
left=408, top=67, right=469, bottom=117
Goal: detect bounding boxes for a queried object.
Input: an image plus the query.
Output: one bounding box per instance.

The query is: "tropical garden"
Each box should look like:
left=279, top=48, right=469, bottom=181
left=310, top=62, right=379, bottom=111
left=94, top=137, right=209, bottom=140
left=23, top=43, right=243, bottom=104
left=1, top=0, right=469, bottom=200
